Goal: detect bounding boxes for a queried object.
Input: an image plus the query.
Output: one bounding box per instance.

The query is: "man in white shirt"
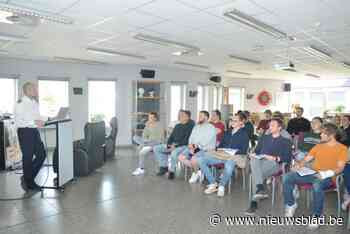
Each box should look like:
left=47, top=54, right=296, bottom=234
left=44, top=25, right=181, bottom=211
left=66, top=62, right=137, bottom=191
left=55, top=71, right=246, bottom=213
left=15, top=82, right=47, bottom=191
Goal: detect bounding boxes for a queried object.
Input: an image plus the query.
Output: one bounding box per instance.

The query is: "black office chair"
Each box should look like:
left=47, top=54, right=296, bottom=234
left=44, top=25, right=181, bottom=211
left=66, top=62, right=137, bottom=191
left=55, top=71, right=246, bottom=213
left=104, top=117, right=118, bottom=160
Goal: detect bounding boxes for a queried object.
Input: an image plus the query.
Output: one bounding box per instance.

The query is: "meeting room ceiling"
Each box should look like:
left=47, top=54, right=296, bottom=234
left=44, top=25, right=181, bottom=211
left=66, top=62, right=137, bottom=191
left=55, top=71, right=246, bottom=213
left=0, top=0, right=350, bottom=80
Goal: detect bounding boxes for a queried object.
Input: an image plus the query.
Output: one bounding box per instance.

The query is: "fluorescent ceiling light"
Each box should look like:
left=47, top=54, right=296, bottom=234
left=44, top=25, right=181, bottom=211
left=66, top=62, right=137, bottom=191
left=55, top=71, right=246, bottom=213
left=0, top=10, right=13, bottom=24
left=174, top=61, right=209, bottom=69
left=54, top=57, right=107, bottom=65
left=134, top=33, right=200, bottom=51
left=0, top=32, right=27, bottom=42
left=172, top=50, right=204, bottom=56
left=87, top=47, right=147, bottom=60
left=301, top=45, right=332, bottom=60
left=305, top=73, right=320, bottom=78
left=228, top=54, right=261, bottom=64
left=224, top=9, right=292, bottom=40
left=0, top=4, right=73, bottom=24
left=226, top=70, right=252, bottom=76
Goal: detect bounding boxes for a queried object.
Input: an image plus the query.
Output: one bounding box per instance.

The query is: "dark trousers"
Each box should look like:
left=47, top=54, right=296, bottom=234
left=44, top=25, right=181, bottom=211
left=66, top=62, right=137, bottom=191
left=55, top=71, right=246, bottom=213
left=344, top=163, right=350, bottom=193
left=17, top=128, right=46, bottom=186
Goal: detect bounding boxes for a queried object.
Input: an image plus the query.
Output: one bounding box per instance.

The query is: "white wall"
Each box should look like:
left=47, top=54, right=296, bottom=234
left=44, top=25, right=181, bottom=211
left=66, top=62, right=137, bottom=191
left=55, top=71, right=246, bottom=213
left=0, top=57, right=210, bottom=145
left=223, top=77, right=285, bottom=112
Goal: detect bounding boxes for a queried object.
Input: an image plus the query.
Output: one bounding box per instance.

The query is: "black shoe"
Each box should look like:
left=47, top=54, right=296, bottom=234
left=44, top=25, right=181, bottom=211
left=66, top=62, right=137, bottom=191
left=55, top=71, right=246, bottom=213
left=168, top=172, right=175, bottom=180
left=156, top=167, right=168, bottom=176
left=253, top=185, right=269, bottom=200
left=20, top=176, right=29, bottom=191
left=245, top=201, right=257, bottom=216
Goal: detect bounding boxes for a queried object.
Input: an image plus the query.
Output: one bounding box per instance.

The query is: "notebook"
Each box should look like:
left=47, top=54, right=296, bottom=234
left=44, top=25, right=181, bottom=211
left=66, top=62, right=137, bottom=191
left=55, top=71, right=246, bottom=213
left=296, top=167, right=317, bottom=177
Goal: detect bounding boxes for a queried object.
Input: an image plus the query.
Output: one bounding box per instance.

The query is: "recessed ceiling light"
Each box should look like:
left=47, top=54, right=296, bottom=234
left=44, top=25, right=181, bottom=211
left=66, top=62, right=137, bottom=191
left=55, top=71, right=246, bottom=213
left=0, top=4, right=73, bottom=24
left=226, top=70, right=252, bottom=76
left=134, top=33, right=200, bottom=51
left=224, top=9, right=293, bottom=40
left=228, top=54, right=261, bottom=64
left=305, top=73, right=320, bottom=78
left=172, top=50, right=204, bottom=56
left=0, top=10, right=13, bottom=24
left=174, top=61, right=209, bottom=69
left=87, top=47, right=147, bottom=60
left=301, top=45, right=332, bottom=61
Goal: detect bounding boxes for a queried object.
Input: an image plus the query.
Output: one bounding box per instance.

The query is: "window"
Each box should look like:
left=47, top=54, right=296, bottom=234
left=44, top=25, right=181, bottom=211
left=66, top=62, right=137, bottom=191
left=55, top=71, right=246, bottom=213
left=88, top=80, right=116, bottom=127
left=38, top=79, right=69, bottom=118
left=212, top=86, right=223, bottom=111
left=170, top=83, right=186, bottom=122
left=228, top=87, right=244, bottom=112
left=0, top=78, right=17, bottom=114
left=197, top=85, right=209, bottom=111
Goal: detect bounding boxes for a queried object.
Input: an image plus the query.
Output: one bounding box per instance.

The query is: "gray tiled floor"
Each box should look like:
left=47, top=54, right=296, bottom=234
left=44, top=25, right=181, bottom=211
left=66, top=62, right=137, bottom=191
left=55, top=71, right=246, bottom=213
left=0, top=148, right=349, bottom=234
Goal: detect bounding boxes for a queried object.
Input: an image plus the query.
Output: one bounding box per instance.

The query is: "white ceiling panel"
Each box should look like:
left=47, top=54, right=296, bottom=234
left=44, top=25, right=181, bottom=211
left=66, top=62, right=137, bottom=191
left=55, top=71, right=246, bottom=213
left=176, top=0, right=233, bottom=10
left=7, top=0, right=77, bottom=13
left=136, top=0, right=200, bottom=20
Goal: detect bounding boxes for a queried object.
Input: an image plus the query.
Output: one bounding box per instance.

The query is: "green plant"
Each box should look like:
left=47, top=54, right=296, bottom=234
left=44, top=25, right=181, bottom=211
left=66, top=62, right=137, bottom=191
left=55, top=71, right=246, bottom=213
left=91, top=113, right=105, bottom=122
left=334, top=105, right=345, bottom=113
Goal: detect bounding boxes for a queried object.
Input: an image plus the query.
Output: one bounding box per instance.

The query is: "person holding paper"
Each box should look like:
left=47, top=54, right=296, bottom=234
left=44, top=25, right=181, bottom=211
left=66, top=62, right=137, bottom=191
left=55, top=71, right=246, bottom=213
left=245, top=118, right=292, bottom=215
left=197, top=112, right=249, bottom=197
left=177, top=111, right=217, bottom=183
left=282, top=123, right=348, bottom=229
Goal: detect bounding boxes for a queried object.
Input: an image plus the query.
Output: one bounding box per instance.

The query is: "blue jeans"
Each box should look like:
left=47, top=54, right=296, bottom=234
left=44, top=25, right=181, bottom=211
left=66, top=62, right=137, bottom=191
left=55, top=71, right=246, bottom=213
left=198, top=153, right=235, bottom=187
left=283, top=172, right=333, bottom=216
left=153, top=144, right=186, bottom=171
left=344, top=163, right=350, bottom=194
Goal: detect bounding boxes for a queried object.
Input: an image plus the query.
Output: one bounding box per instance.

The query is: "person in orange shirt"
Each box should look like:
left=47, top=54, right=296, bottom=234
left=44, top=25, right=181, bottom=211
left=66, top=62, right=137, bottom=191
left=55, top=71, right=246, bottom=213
left=282, top=123, right=347, bottom=229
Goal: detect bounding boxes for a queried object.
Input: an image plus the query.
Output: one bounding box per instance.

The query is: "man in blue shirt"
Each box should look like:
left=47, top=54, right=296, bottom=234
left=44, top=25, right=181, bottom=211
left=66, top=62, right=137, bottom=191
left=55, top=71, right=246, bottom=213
left=245, top=118, right=292, bottom=215
left=198, top=113, right=249, bottom=197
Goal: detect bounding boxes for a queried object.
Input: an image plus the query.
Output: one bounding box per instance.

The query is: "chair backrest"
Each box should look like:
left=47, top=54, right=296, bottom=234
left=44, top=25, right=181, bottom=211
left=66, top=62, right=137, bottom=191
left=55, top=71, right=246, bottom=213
left=84, top=121, right=106, bottom=169
left=108, top=117, right=118, bottom=140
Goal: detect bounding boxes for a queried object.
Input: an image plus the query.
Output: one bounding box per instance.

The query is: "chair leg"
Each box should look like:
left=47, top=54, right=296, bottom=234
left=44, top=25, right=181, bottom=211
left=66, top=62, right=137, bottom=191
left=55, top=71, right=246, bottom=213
left=242, top=168, right=246, bottom=190
left=184, top=165, right=188, bottom=180
left=306, top=190, right=310, bottom=208
left=249, top=174, right=252, bottom=201
left=337, top=188, right=341, bottom=217
left=228, top=179, right=231, bottom=194
left=272, top=177, right=275, bottom=207
left=347, top=208, right=350, bottom=229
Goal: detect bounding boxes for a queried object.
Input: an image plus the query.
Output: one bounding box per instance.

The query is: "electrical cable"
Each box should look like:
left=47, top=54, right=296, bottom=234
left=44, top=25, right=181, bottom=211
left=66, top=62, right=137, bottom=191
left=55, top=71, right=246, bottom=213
left=0, top=127, right=52, bottom=201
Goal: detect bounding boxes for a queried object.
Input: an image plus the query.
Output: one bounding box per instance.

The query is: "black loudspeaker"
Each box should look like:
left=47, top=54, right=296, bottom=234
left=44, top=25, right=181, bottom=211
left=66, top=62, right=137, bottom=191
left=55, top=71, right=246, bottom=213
left=73, top=87, right=83, bottom=95
left=283, top=83, right=291, bottom=92
left=140, top=69, right=155, bottom=79
left=189, top=90, right=198, bottom=97
left=209, top=76, right=221, bottom=83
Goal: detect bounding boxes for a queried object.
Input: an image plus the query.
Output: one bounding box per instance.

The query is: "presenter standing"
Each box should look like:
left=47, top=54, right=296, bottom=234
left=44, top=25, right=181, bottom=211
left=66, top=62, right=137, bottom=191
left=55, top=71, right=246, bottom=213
left=15, top=82, right=47, bottom=191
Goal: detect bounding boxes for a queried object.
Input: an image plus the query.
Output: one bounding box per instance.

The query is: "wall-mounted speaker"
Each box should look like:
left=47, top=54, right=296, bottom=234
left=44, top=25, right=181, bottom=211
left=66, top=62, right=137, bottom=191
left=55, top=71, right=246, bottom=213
left=73, top=87, right=83, bottom=95
left=209, top=76, right=221, bottom=83
left=283, top=83, right=291, bottom=92
left=189, top=90, right=198, bottom=97
left=140, top=69, right=155, bottom=79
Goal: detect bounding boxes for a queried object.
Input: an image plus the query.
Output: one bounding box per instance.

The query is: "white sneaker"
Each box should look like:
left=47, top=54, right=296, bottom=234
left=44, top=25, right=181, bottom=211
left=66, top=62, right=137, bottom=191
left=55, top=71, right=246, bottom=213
left=189, top=171, right=200, bottom=184
left=217, top=186, right=225, bottom=197
left=341, top=198, right=350, bottom=211
left=204, top=183, right=218, bottom=194
left=307, top=216, right=320, bottom=230
left=293, top=187, right=300, bottom=200
left=132, top=168, right=145, bottom=176
left=285, top=203, right=298, bottom=217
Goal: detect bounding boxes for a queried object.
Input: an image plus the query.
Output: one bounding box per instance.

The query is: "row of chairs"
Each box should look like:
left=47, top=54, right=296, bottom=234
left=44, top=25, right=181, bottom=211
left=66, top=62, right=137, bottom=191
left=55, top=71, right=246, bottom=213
left=178, top=148, right=350, bottom=229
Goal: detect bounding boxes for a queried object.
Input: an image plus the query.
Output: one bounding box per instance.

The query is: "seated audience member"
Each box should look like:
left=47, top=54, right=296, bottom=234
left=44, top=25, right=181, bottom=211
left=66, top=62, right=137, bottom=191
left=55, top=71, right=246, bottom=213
left=153, top=110, right=195, bottom=179
left=257, top=110, right=272, bottom=136
left=198, top=113, right=249, bottom=197
left=167, top=109, right=182, bottom=136
left=245, top=118, right=292, bottom=215
left=210, top=109, right=225, bottom=146
left=283, top=123, right=347, bottom=229
left=265, top=111, right=292, bottom=141
left=286, top=107, right=311, bottom=136
left=178, top=111, right=217, bottom=183
left=132, top=112, right=164, bottom=176
left=334, top=115, right=342, bottom=128
left=343, top=162, right=350, bottom=210
left=295, top=117, right=323, bottom=161
left=340, top=115, right=350, bottom=147
left=243, top=111, right=254, bottom=141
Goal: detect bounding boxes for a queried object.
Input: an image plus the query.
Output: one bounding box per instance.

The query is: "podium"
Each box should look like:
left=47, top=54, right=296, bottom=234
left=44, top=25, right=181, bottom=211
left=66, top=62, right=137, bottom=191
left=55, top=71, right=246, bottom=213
left=43, top=119, right=74, bottom=191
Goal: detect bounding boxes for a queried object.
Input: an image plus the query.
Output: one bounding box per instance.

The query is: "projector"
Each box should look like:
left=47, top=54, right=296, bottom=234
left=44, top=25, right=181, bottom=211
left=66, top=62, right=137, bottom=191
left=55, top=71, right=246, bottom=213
left=273, top=61, right=296, bottom=72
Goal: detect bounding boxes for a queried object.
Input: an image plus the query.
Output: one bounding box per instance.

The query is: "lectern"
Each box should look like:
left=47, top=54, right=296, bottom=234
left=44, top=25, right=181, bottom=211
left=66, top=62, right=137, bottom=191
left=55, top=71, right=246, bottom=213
left=43, top=119, right=74, bottom=191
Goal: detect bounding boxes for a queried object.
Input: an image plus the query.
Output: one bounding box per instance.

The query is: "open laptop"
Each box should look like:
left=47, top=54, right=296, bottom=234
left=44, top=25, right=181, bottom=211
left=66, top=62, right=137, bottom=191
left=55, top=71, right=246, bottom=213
left=54, top=107, right=70, bottom=120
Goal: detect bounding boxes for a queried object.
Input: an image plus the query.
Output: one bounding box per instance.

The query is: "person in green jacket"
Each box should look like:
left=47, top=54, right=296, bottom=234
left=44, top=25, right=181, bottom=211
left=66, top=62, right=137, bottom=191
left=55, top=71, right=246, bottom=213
left=132, top=112, right=164, bottom=176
